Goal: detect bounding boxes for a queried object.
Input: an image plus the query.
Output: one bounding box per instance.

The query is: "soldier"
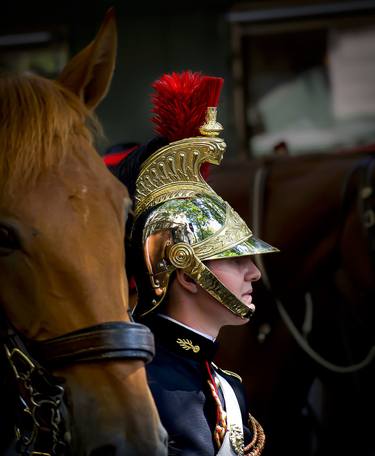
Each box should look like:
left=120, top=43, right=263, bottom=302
left=105, top=71, right=278, bottom=456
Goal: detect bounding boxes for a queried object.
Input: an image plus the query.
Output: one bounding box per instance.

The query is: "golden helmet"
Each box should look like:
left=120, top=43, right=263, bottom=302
left=121, top=71, right=278, bottom=318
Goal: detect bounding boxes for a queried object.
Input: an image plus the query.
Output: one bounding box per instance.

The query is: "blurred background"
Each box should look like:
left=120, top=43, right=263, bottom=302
left=2, top=2, right=375, bottom=455
left=3, top=0, right=375, bottom=158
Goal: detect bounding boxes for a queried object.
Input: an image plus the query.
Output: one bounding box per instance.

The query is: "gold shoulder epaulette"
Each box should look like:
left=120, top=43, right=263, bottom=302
left=212, top=363, right=242, bottom=382
left=221, top=369, right=242, bottom=383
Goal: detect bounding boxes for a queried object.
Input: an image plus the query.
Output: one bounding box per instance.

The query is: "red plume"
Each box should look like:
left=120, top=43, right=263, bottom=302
left=202, top=76, right=224, bottom=108
left=151, top=71, right=224, bottom=181
left=151, top=71, right=223, bottom=142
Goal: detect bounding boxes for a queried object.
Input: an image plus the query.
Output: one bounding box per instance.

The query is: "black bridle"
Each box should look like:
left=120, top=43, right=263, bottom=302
left=339, top=156, right=375, bottom=267
left=0, top=310, right=155, bottom=455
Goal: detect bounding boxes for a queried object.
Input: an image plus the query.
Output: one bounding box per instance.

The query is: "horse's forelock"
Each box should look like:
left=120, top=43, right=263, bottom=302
left=0, top=73, right=101, bottom=192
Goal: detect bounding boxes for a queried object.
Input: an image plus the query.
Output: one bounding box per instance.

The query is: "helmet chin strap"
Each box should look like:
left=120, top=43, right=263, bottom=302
left=167, top=242, right=254, bottom=319
left=187, top=258, right=255, bottom=319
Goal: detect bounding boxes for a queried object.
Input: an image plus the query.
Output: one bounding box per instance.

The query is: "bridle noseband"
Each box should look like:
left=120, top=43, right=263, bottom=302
left=1, top=313, right=155, bottom=456
left=32, top=320, right=155, bottom=366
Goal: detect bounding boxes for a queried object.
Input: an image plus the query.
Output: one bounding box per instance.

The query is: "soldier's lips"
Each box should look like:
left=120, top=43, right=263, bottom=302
left=241, top=291, right=253, bottom=306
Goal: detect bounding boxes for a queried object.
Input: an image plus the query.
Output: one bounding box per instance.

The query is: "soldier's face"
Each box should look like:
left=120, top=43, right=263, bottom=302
left=206, top=256, right=261, bottom=312
left=169, top=256, right=262, bottom=335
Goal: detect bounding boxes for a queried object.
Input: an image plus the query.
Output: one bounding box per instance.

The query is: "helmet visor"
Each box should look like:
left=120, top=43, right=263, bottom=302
left=203, top=234, right=279, bottom=261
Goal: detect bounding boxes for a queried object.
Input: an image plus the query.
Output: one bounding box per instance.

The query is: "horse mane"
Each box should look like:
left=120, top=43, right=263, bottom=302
left=0, top=72, right=101, bottom=191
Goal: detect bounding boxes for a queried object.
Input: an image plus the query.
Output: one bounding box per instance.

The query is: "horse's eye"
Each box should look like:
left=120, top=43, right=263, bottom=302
left=0, top=225, right=20, bottom=254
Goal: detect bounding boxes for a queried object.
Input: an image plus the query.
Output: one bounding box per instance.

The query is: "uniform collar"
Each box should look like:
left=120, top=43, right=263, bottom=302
left=158, top=314, right=217, bottom=341
left=145, top=314, right=219, bottom=362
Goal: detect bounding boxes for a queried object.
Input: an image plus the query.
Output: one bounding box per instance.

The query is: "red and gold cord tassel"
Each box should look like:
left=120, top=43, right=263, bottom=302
left=205, top=361, right=227, bottom=449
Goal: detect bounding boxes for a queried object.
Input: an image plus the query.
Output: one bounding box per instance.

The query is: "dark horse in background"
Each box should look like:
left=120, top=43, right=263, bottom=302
left=211, top=149, right=375, bottom=456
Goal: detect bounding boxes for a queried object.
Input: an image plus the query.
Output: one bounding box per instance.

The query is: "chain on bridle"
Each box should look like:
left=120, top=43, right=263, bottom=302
left=0, top=309, right=155, bottom=456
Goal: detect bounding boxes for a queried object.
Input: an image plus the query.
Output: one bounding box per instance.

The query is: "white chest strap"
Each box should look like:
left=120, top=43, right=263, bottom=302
left=215, top=371, right=244, bottom=456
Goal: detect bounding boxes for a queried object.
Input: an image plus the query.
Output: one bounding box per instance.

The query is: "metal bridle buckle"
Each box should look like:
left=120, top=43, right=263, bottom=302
left=360, top=186, right=372, bottom=199
left=363, top=209, right=375, bottom=228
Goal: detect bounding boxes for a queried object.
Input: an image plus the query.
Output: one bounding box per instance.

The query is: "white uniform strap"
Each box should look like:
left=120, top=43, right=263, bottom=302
left=215, top=371, right=244, bottom=456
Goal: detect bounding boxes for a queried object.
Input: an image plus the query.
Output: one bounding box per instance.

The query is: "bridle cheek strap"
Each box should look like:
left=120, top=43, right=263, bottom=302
left=31, top=321, right=155, bottom=366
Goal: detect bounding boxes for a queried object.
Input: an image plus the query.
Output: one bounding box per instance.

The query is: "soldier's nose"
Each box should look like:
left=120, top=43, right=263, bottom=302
left=245, top=259, right=261, bottom=282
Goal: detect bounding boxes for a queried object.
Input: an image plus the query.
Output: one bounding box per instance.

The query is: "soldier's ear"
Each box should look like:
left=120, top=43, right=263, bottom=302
left=175, top=269, right=198, bottom=294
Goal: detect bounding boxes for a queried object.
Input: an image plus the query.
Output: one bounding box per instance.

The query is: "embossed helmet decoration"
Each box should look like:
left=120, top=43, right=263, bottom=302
left=127, top=71, right=278, bottom=318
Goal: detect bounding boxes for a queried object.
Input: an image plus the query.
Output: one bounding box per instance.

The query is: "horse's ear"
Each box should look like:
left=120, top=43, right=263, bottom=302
left=57, top=7, right=117, bottom=110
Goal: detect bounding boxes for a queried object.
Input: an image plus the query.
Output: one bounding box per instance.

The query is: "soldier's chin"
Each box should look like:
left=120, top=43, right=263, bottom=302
left=233, top=303, right=255, bottom=320
left=241, top=296, right=255, bottom=312
left=244, top=302, right=255, bottom=318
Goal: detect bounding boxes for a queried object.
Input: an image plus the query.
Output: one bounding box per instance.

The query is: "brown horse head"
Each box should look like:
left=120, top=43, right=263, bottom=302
left=0, top=9, right=167, bottom=455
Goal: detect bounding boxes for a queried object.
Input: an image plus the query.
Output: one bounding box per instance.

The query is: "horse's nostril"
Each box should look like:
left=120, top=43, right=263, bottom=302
left=89, top=445, right=117, bottom=456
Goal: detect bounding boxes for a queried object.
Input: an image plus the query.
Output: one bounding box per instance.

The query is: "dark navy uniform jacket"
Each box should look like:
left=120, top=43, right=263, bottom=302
left=143, top=315, right=253, bottom=456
